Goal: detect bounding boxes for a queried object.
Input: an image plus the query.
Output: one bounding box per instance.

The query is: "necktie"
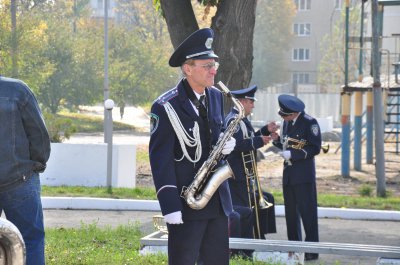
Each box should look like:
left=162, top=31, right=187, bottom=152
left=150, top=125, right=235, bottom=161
left=286, top=120, right=293, bottom=134
left=198, top=95, right=207, bottom=118
left=198, top=95, right=211, bottom=147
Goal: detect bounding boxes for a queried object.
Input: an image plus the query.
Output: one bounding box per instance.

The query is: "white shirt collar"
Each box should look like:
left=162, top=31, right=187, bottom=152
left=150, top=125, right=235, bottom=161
left=292, top=113, right=300, bottom=125
left=193, top=91, right=206, bottom=100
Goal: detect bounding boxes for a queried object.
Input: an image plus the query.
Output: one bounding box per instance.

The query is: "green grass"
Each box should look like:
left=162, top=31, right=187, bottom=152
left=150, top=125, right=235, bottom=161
left=46, top=223, right=166, bottom=265
left=58, top=111, right=138, bottom=132
left=45, top=223, right=278, bottom=265
left=42, top=186, right=156, bottom=200
left=136, top=147, right=150, bottom=162
left=41, top=186, right=400, bottom=211
left=271, top=190, right=400, bottom=211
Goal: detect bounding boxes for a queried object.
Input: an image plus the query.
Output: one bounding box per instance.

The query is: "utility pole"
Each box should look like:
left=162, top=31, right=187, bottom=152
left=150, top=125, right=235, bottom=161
left=371, top=0, right=386, bottom=197
left=103, top=0, right=113, bottom=192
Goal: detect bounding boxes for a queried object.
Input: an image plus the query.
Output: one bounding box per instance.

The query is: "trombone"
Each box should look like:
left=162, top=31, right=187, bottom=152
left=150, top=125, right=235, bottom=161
left=242, top=150, right=273, bottom=239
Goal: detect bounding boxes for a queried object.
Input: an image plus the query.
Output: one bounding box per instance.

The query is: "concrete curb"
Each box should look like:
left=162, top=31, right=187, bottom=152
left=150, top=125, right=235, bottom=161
left=42, top=197, right=400, bottom=221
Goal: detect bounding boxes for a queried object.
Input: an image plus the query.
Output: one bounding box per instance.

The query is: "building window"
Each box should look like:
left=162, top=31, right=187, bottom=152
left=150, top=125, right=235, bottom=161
left=293, top=48, right=310, bottom=61
left=294, top=23, right=311, bottom=36
left=292, top=73, right=310, bottom=84
left=294, top=0, right=311, bottom=10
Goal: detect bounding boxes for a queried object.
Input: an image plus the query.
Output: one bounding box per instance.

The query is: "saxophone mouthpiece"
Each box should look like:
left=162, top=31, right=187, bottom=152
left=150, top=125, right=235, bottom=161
left=217, top=81, right=230, bottom=96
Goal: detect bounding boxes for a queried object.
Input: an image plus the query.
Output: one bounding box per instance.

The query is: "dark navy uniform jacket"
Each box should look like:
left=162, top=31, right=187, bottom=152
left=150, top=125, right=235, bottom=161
left=274, top=112, right=321, bottom=185
left=149, top=79, right=233, bottom=221
left=224, top=108, right=270, bottom=206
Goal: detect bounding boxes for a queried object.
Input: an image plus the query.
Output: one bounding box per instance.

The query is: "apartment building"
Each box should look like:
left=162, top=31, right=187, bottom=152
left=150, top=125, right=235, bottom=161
left=289, top=0, right=344, bottom=93
left=288, top=0, right=400, bottom=94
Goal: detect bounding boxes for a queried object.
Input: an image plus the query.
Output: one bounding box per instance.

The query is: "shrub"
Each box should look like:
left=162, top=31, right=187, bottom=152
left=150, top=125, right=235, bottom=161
left=358, top=184, right=373, bottom=197
left=44, top=112, right=77, bottom=143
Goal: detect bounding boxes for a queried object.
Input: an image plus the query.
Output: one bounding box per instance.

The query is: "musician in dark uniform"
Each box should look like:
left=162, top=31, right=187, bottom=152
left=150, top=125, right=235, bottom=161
left=273, top=94, right=321, bottom=261
left=149, top=28, right=236, bottom=265
left=224, top=85, right=278, bottom=243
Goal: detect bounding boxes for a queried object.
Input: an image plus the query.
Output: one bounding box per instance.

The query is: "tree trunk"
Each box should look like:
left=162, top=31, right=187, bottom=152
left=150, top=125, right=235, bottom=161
left=160, top=0, right=199, bottom=49
left=212, top=0, right=257, bottom=90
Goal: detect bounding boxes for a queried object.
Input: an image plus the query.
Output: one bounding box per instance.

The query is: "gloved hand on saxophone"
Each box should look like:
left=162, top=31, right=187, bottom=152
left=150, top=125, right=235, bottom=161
left=219, top=132, right=236, bottom=155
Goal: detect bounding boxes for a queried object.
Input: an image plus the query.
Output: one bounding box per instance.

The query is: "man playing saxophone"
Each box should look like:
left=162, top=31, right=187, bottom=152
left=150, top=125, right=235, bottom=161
left=273, top=94, right=321, bottom=261
left=224, top=85, right=278, bottom=257
left=149, top=28, right=236, bottom=265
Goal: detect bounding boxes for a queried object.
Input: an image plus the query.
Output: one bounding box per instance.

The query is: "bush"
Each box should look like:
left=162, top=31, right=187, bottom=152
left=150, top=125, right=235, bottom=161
left=358, top=184, right=373, bottom=197
left=44, top=112, right=77, bottom=143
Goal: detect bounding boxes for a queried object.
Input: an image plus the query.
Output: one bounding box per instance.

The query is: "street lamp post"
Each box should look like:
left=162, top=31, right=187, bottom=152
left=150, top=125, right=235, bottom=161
left=104, top=99, right=114, bottom=192
left=103, top=0, right=112, bottom=192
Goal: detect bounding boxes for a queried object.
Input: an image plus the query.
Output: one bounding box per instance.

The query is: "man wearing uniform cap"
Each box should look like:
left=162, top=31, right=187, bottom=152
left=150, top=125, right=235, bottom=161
left=225, top=85, right=279, bottom=257
left=149, top=28, right=236, bottom=265
left=273, top=94, right=321, bottom=261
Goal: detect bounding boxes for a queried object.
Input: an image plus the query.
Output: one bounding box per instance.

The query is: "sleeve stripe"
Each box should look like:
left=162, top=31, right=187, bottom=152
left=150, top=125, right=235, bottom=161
left=156, top=185, right=177, bottom=196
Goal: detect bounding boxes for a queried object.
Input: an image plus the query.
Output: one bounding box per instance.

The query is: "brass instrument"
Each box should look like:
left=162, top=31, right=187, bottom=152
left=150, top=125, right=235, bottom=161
left=0, top=218, right=26, bottom=264
left=152, top=215, right=168, bottom=234
left=182, top=81, right=245, bottom=210
left=321, top=143, right=330, bottom=153
left=242, top=151, right=273, bottom=239
left=287, top=137, right=307, bottom=149
left=287, top=137, right=330, bottom=153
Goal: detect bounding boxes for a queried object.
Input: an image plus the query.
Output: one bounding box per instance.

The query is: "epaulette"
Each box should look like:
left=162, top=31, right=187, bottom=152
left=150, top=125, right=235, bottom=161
left=156, top=87, right=179, bottom=105
left=304, top=114, right=314, bottom=120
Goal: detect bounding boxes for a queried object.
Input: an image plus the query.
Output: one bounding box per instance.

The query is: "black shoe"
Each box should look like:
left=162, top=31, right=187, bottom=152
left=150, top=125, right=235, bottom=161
left=305, top=253, right=319, bottom=261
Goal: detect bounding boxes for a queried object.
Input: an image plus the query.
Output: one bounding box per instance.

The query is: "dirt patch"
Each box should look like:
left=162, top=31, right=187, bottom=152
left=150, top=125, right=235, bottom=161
left=136, top=141, right=400, bottom=197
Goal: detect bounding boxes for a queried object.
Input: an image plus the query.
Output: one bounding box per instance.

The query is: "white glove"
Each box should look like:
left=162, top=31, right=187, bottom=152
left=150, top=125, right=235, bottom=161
left=279, top=150, right=291, bottom=160
left=220, top=133, right=236, bottom=155
left=164, top=211, right=183, bottom=225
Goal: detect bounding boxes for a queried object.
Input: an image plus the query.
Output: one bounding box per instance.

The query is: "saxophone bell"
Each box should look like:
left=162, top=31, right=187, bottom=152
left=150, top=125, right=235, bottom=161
left=0, top=218, right=26, bottom=264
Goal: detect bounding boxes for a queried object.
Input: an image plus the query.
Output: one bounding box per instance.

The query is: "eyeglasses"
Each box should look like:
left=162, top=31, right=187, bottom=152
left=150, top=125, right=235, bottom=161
left=193, top=62, right=220, bottom=71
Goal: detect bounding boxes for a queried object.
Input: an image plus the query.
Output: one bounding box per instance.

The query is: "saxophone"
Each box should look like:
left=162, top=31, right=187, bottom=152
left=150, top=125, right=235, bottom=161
left=0, top=218, right=26, bottom=264
left=182, top=81, right=245, bottom=210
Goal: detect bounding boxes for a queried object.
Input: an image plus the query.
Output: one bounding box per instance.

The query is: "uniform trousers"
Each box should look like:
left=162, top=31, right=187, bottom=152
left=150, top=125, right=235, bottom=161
left=167, top=214, right=229, bottom=265
left=256, top=191, right=277, bottom=237
left=283, top=182, right=319, bottom=243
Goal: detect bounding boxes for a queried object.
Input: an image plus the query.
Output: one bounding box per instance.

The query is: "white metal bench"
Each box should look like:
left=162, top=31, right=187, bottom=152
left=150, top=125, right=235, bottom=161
left=140, top=231, right=400, bottom=263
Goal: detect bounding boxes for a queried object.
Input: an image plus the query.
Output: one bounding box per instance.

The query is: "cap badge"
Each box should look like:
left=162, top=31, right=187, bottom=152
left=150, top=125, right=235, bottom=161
left=205, top=38, right=213, bottom=49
